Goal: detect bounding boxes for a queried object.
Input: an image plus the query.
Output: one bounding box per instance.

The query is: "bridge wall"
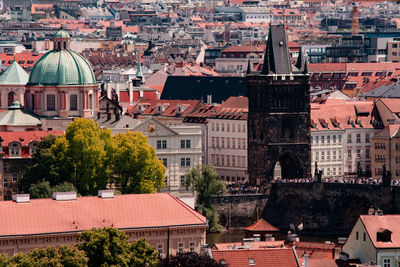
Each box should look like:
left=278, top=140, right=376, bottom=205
left=212, top=182, right=399, bottom=233
left=211, top=194, right=268, bottom=228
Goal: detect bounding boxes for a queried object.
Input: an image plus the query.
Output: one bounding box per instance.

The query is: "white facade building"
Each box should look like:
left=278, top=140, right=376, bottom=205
left=344, top=128, right=375, bottom=175
left=311, top=130, right=345, bottom=178
left=208, top=118, right=248, bottom=182
left=128, top=117, right=203, bottom=195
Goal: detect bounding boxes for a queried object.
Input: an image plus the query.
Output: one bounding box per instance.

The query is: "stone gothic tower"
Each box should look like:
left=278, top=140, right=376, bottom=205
left=246, top=24, right=311, bottom=185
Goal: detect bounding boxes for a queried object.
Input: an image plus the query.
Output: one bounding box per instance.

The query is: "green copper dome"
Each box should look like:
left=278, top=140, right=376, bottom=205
left=27, top=49, right=96, bottom=86
left=54, top=29, right=70, bottom=39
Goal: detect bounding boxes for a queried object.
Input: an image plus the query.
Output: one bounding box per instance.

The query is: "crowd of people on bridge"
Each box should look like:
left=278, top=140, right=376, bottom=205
left=273, top=177, right=384, bottom=185
left=225, top=181, right=267, bottom=195
left=223, top=176, right=400, bottom=195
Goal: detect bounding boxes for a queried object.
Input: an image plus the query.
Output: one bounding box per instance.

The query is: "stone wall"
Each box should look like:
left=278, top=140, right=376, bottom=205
left=213, top=182, right=400, bottom=233
left=211, top=194, right=268, bottom=228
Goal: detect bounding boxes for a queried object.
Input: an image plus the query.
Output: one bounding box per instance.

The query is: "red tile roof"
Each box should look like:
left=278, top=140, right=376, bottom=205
left=212, top=248, right=300, bottom=267
left=222, top=45, right=265, bottom=53
left=0, top=193, right=206, bottom=237
left=127, top=99, right=202, bottom=117
left=360, top=215, right=400, bottom=249
left=0, top=130, right=63, bottom=147
left=245, top=218, right=279, bottom=232
left=212, top=240, right=285, bottom=250
left=378, top=98, right=400, bottom=113
left=0, top=53, right=44, bottom=70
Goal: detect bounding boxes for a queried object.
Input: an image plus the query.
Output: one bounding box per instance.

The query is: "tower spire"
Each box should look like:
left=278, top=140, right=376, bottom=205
left=246, top=60, right=251, bottom=75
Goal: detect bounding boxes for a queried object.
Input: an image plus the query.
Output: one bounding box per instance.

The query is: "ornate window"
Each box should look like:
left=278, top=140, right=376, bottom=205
left=70, top=94, right=78, bottom=110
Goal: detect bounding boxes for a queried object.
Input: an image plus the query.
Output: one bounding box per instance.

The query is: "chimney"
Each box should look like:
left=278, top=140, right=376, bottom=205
left=303, top=254, right=309, bottom=267
left=98, top=190, right=114, bottom=198
left=52, top=192, right=77, bottom=201
left=12, top=194, right=30, bottom=203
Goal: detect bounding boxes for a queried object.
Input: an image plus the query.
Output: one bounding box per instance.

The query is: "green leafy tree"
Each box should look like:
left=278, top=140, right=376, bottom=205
left=28, top=181, right=77, bottom=199
left=186, top=165, right=225, bottom=233
left=111, top=131, right=165, bottom=194
left=77, top=228, right=158, bottom=267
left=129, top=239, right=159, bottom=267
left=8, top=246, right=87, bottom=267
left=21, top=134, right=62, bottom=191
left=21, top=119, right=165, bottom=196
left=186, top=165, right=225, bottom=207
left=60, top=118, right=112, bottom=196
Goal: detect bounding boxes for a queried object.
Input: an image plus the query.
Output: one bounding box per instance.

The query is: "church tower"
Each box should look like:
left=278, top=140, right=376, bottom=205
left=246, top=25, right=311, bottom=185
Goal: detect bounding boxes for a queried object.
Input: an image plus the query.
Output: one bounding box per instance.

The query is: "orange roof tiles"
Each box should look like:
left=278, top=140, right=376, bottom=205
left=310, top=100, right=375, bottom=131
left=360, top=215, right=400, bottom=249
left=222, top=45, right=265, bottom=53
left=0, top=130, right=63, bottom=146
left=378, top=98, right=400, bottom=113
left=212, top=240, right=285, bottom=250
left=212, top=248, right=300, bottom=267
left=0, top=53, right=44, bottom=69
left=0, top=193, right=206, bottom=237
left=245, top=218, right=279, bottom=232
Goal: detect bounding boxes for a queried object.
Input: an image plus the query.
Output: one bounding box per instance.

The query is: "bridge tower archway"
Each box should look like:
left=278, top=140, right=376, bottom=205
left=272, top=151, right=304, bottom=180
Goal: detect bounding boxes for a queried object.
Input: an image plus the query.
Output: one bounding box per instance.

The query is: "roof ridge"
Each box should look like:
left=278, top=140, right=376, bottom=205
left=166, top=193, right=207, bottom=223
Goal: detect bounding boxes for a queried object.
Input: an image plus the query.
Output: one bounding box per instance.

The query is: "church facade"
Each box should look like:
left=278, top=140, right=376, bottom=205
left=25, top=30, right=99, bottom=119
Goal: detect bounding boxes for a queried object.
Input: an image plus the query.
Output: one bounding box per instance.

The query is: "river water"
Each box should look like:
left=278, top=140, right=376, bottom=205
left=206, top=228, right=341, bottom=246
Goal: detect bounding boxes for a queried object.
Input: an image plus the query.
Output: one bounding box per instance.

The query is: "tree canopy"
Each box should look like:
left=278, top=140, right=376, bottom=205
left=21, top=118, right=165, bottom=196
left=0, top=246, right=88, bottom=267
left=186, top=165, right=225, bottom=233
left=0, top=228, right=159, bottom=267
left=111, top=132, right=165, bottom=194
left=77, top=228, right=158, bottom=267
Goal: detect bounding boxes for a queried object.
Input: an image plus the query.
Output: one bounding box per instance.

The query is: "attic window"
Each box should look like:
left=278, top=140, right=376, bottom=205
left=377, top=229, right=392, bottom=242
left=18, top=60, right=25, bottom=64
left=249, top=258, right=255, bottom=265
left=27, top=60, right=34, bottom=64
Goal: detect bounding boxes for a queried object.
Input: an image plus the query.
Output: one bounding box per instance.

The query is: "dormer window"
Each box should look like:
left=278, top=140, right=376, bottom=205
left=30, top=142, right=38, bottom=156
left=9, top=142, right=21, bottom=157
left=377, top=228, right=392, bottom=242
left=248, top=258, right=255, bottom=265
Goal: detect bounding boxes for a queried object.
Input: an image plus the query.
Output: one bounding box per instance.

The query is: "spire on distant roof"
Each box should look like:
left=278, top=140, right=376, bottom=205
left=262, top=24, right=292, bottom=75
left=295, top=48, right=308, bottom=74
left=246, top=60, right=251, bottom=75
left=136, top=50, right=143, bottom=79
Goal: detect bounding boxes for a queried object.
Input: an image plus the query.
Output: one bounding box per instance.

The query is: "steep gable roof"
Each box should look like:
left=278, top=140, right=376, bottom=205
left=360, top=215, right=400, bottom=249
left=245, top=218, right=279, bottom=232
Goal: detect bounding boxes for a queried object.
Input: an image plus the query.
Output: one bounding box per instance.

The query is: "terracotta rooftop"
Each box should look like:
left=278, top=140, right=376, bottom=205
left=359, top=215, right=400, bottom=249
left=0, top=130, right=63, bottom=147
left=212, top=240, right=285, bottom=250
left=212, top=248, right=300, bottom=267
left=0, top=193, right=207, bottom=237
left=245, top=218, right=279, bottom=232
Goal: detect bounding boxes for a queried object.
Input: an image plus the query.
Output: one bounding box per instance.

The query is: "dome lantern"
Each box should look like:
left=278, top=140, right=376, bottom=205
left=53, top=29, right=71, bottom=51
